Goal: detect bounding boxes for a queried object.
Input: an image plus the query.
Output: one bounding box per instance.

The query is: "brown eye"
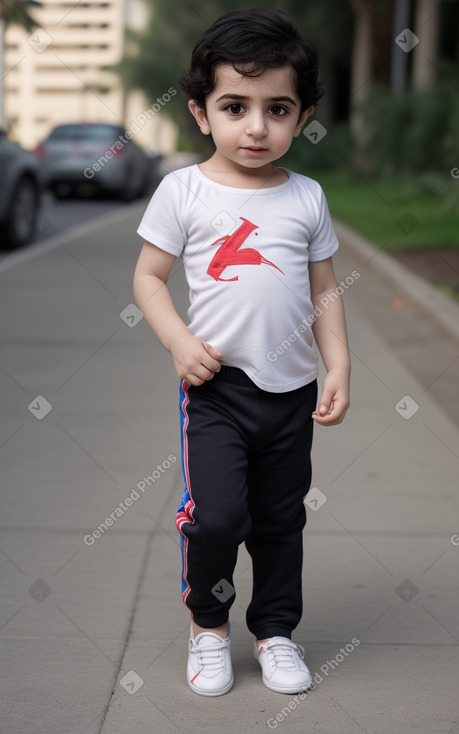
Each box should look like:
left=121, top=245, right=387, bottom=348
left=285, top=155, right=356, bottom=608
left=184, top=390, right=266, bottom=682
left=227, top=104, right=244, bottom=115
left=270, top=105, right=288, bottom=116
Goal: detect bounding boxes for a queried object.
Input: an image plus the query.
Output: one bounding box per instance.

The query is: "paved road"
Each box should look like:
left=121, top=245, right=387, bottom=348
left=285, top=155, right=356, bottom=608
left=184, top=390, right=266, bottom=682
left=35, top=191, right=126, bottom=244
left=1, top=203, right=459, bottom=733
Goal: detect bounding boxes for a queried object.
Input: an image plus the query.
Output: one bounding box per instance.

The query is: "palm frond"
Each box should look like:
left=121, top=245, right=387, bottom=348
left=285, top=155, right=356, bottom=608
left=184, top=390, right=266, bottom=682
left=0, top=0, right=42, bottom=32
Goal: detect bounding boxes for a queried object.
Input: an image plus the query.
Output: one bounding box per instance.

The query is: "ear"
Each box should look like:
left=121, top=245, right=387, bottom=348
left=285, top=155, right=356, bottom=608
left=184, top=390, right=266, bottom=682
left=188, top=100, right=211, bottom=135
left=293, top=105, right=315, bottom=137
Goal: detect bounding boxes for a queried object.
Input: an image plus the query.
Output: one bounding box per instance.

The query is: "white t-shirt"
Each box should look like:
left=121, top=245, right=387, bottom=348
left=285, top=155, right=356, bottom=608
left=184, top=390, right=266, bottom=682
left=137, top=164, right=339, bottom=393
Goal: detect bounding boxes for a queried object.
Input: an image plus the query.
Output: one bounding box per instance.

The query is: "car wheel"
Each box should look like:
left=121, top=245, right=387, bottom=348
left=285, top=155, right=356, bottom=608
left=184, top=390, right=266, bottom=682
left=52, top=182, right=73, bottom=199
left=0, top=175, right=39, bottom=250
left=138, top=168, right=153, bottom=198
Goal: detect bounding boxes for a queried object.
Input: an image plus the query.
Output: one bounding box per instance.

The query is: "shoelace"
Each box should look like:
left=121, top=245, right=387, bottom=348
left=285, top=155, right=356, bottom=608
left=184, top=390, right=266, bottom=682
left=191, top=639, right=226, bottom=673
left=264, top=640, right=305, bottom=670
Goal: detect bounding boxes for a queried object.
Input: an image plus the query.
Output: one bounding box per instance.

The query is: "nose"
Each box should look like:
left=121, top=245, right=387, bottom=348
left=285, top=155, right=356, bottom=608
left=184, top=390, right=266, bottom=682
left=245, top=110, right=267, bottom=138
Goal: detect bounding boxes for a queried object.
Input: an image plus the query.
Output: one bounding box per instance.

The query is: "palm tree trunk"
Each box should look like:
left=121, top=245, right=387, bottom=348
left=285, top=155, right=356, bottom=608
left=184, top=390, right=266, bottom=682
left=0, top=0, right=41, bottom=130
left=390, top=0, right=412, bottom=93
left=412, top=0, right=440, bottom=90
left=350, top=0, right=373, bottom=139
left=0, top=18, right=5, bottom=128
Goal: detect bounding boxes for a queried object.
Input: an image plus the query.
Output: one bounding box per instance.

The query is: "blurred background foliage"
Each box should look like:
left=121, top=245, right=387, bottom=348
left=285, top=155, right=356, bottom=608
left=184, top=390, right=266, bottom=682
left=357, top=73, right=459, bottom=175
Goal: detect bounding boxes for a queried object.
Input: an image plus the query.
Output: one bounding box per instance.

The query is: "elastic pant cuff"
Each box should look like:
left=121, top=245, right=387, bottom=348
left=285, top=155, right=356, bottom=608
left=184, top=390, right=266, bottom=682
left=251, top=625, right=293, bottom=641
left=192, top=611, right=230, bottom=629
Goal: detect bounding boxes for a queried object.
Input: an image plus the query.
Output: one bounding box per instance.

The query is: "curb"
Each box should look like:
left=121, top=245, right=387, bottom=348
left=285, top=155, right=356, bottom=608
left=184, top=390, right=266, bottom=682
left=333, top=219, right=459, bottom=345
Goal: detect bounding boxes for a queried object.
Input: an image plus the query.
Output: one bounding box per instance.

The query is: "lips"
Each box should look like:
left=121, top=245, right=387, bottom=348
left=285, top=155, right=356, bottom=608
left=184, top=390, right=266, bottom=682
left=244, top=147, right=267, bottom=151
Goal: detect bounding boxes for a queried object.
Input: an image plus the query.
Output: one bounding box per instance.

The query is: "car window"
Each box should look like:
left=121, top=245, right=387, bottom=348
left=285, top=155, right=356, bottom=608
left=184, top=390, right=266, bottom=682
left=48, top=124, right=124, bottom=141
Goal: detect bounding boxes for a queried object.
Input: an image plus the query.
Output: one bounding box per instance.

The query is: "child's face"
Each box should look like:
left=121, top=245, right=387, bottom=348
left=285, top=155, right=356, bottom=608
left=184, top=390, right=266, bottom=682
left=189, top=64, right=314, bottom=174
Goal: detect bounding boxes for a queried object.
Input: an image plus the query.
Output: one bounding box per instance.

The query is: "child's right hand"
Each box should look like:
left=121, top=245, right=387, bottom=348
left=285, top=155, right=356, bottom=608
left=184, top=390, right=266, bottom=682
left=170, top=332, right=223, bottom=386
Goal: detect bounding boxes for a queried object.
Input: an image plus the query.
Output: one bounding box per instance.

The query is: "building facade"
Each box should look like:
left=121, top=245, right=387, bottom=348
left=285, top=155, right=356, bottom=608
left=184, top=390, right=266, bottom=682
left=4, top=0, right=176, bottom=152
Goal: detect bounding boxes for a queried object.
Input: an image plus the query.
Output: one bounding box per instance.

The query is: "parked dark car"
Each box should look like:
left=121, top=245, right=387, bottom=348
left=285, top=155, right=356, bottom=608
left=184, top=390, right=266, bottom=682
left=33, top=122, right=159, bottom=200
left=0, top=127, right=41, bottom=249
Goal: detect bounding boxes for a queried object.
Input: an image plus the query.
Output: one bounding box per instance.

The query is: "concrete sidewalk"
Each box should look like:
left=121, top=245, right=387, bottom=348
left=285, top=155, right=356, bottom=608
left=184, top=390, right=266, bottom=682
left=1, top=202, right=458, bottom=734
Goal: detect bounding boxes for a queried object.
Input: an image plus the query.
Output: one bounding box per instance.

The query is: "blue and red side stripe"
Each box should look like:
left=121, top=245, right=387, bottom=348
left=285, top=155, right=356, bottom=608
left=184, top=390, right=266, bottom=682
left=176, top=380, right=195, bottom=604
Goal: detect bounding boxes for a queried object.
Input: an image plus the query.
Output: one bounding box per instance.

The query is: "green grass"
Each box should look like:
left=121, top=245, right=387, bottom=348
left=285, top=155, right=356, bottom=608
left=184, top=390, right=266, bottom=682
left=305, top=171, right=459, bottom=251
left=433, top=282, right=459, bottom=304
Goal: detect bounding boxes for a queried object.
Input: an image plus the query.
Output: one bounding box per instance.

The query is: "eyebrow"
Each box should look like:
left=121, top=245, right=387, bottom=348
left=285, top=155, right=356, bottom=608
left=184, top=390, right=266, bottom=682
left=215, top=93, right=297, bottom=106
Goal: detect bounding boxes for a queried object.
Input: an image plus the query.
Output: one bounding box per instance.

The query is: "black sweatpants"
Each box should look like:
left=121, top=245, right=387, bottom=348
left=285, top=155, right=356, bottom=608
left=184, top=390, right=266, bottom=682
left=176, top=366, right=317, bottom=640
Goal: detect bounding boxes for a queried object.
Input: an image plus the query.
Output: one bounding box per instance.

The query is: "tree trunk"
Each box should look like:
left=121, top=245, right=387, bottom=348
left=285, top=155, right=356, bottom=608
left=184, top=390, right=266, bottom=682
left=0, top=18, right=5, bottom=129
left=390, top=0, right=412, bottom=93
left=412, top=0, right=440, bottom=89
left=349, top=0, right=373, bottom=139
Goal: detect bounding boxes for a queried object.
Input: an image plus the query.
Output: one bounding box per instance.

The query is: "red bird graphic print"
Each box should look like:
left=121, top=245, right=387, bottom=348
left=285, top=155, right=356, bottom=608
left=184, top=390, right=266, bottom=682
left=207, top=217, right=284, bottom=282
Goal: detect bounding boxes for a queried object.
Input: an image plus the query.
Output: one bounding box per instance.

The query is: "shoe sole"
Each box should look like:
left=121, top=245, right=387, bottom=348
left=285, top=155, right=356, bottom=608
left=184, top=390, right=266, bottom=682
left=187, top=674, right=234, bottom=697
left=262, top=675, right=313, bottom=694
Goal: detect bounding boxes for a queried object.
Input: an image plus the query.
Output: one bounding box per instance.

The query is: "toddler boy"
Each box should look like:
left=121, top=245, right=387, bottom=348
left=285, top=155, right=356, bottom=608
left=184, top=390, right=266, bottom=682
left=134, top=8, right=350, bottom=696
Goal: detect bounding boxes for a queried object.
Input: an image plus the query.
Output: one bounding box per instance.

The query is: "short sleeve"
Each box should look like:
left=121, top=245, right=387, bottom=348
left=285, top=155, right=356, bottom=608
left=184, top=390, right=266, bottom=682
left=137, top=174, right=187, bottom=257
left=308, top=184, right=339, bottom=262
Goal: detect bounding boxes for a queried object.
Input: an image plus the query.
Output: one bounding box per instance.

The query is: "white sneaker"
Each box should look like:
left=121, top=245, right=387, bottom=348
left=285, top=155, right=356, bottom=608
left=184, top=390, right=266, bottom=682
left=187, top=624, right=234, bottom=696
left=254, top=637, right=313, bottom=694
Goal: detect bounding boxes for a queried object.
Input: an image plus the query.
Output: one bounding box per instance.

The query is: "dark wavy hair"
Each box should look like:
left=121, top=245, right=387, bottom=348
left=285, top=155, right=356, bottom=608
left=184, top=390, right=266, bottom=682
left=179, top=9, right=324, bottom=113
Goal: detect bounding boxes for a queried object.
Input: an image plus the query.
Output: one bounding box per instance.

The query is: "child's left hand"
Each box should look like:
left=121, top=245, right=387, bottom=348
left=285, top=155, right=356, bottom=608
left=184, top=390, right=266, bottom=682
left=312, top=368, right=350, bottom=426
